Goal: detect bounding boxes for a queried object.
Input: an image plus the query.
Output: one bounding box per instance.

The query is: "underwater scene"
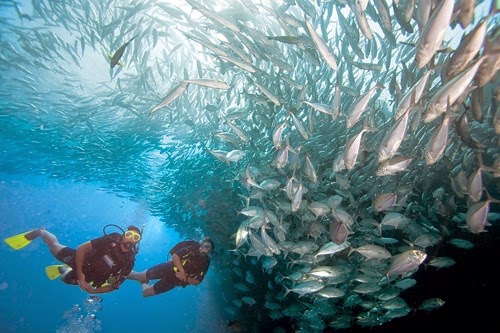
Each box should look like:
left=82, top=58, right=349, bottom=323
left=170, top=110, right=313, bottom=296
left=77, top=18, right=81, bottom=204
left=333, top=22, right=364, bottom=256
left=0, top=0, right=499, bottom=332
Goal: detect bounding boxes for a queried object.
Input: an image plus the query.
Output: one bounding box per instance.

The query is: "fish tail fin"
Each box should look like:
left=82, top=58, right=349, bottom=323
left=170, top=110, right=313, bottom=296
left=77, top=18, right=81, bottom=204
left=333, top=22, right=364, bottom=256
left=375, top=80, right=385, bottom=90
left=402, top=239, right=414, bottom=248
left=346, top=245, right=355, bottom=257
left=485, top=188, right=500, bottom=204
left=283, top=285, right=291, bottom=298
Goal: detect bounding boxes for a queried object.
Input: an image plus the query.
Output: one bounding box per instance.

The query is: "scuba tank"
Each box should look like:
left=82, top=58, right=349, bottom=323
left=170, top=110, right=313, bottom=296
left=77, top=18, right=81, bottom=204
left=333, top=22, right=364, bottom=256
left=167, top=239, right=198, bottom=260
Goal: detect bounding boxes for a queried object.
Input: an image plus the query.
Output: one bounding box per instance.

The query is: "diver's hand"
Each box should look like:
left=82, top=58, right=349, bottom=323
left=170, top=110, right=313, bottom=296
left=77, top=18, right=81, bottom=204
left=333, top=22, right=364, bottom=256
left=175, top=271, right=188, bottom=284
left=78, top=280, right=93, bottom=293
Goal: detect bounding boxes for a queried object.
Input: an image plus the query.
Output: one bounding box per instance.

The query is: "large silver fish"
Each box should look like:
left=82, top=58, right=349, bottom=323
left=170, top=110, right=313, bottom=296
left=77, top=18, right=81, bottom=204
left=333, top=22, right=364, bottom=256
left=378, top=112, right=409, bottom=163
left=284, top=280, right=324, bottom=297
left=343, top=127, right=371, bottom=170
left=442, top=16, right=489, bottom=81
left=345, top=84, right=381, bottom=129
left=353, top=244, right=391, bottom=260
left=150, top=81, right=189, bottom=115
left=415, top=0, right=454, bottom=68
left=305, top=18, right=338, bottom=70
left=424, top=58, right=484, bottom=123
left=424, top=115, right=451, bottom=165
left=387, top=249, right=427, bottom=277
left=376, top=155, right=413, bottom=176
left=465, top=196, right=499, bottom=234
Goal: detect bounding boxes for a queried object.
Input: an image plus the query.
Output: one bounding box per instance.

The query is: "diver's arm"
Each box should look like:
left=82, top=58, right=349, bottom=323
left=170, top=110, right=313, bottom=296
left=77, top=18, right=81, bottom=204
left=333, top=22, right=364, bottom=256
left=89, top=284, right=115, bottom=294
left=75, top=241, right=93, bottom=292
left=186, top=276, right=200, bottom=286
left=172, top=253, right=187, bottom=282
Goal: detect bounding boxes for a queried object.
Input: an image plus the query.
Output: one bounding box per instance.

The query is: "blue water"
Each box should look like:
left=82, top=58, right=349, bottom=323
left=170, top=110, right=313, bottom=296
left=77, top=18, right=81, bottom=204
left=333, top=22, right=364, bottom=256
left=0, top=173, right=226, bottom=333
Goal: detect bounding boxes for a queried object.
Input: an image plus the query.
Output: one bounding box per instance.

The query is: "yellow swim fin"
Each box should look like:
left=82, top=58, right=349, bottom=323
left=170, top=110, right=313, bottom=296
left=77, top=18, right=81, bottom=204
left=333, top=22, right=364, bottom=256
left=45, top=265, right=71, bottom=280
left=3, top=229, right=39, bottom=250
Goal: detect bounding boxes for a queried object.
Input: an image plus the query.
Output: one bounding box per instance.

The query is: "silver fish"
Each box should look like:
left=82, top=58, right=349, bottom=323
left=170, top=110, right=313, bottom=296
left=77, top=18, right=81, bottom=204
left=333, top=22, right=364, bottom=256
left=387, top=249, right=427, bottom=277
left=476, top=31, right=500, bottom=88
left=226, top=150, right=245, bottom=164
left=291, top=183, right=303, bottom=212
left=351, top=0, right=373, bottom=40
left=353, top=244, right=391, bottom=260
left=308, top=266, right=348, bottom=279
left=419, top=298, right=446, bottom=311
left=415, top=0, right=433, bottom=30
left=428, top=257, right=456, bottom=268
left=150, top=81, right=189, bottom=115
left=467, top=167, right=484, bottom=202
left=442, top=16, right=489, bottom=81
left=225, top=119, right=250, bottom=143
left=315, top=241, right=349, bottom=257
left=305, top=18, right=338, bottom=70
left=376, top=155, right=413, bottom=176
left=346, top=85, right=381, bottom=129
left=378, top=112, right=409, bottom=163
left=308, top=201, right=330, bottom=218
left=315, top=286, right=345, bottom=298
left=289, top=109, right=309, bottom=140
left=424, top=115, right=451, bottom=165
left=465, top=197, right=497, bottom=234
left=272, top=122, right=287, bottom=150
left=303, top=155, right=317, bottom=183
left=254, top=81, right=281, bottom=106
left=219, top=55, right=256, bottom=73
left=187, top=0, right=241, bottom=33
left=394, top=70, right=432, bottom=121
left=303, top=101, right=333, bottom=115
left=329, top=220, right=349, bottom=244
left=235, top=221, right=250, bottom=249
left=343, top=127, right=370, bottom=170
left=183, top=79, right=230, bottom=90
left=456, top=0, right=477, bottom=28
left=373, top=192, right=399, bottom=212
left=284, top=280, right=324, bottom=297
left=415, top=0, right=454, bottom=68
left=373, top=0, right=392, bottom=32
left=424, top=58, right=484, bottom=123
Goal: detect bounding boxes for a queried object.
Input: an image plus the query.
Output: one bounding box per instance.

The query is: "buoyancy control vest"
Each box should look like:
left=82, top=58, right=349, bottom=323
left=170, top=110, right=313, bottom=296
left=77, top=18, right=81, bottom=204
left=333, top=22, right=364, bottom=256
left=84, top=233, right=136, bottom=287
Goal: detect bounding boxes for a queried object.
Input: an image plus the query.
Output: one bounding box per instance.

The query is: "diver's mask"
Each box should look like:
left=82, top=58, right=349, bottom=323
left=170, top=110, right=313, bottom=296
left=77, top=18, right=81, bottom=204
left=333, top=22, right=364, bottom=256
left=124, top=230, right=141, bottom=242
left=123, top=229, right=141, bottom=251
left=200, top=240, right=214, bottom=257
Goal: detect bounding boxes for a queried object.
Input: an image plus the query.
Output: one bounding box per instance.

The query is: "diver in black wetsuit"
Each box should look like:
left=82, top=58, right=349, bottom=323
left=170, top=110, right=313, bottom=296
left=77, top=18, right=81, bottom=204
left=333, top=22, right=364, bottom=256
left=4, top=225, right=141, bottom=294
left=127, top=237, right=214, bottom=297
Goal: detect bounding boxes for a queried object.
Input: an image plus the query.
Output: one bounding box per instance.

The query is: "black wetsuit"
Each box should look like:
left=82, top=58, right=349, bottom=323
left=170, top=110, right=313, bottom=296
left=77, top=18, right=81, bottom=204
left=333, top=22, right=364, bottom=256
left=56, top=233, right=136, bottom=288
left=146, top=240, right=210, bottom=295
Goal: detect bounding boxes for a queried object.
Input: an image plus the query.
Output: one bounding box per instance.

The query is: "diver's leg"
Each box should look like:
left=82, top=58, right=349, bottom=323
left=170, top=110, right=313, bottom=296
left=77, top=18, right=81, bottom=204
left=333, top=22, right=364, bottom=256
left=61, top=268, right=77, bottom=285
left=146, top=272, right=178, bottom=297
left=28, top=229, right=66, bottom=257
left=127, top=270, right=149, bottom=283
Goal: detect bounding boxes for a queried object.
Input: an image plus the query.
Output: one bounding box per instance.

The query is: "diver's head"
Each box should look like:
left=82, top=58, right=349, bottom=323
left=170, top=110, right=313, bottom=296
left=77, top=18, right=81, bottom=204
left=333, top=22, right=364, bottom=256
left=200, top=236, right=214, bottom=256
left=121, top=225, right=141, bottom=251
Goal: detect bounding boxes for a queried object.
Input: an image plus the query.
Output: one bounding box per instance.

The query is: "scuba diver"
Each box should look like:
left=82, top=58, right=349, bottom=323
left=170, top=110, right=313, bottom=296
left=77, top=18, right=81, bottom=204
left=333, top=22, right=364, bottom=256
left=3, top=225, right=142, bottom=294
left=127, top=236, right=214, bottom=297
